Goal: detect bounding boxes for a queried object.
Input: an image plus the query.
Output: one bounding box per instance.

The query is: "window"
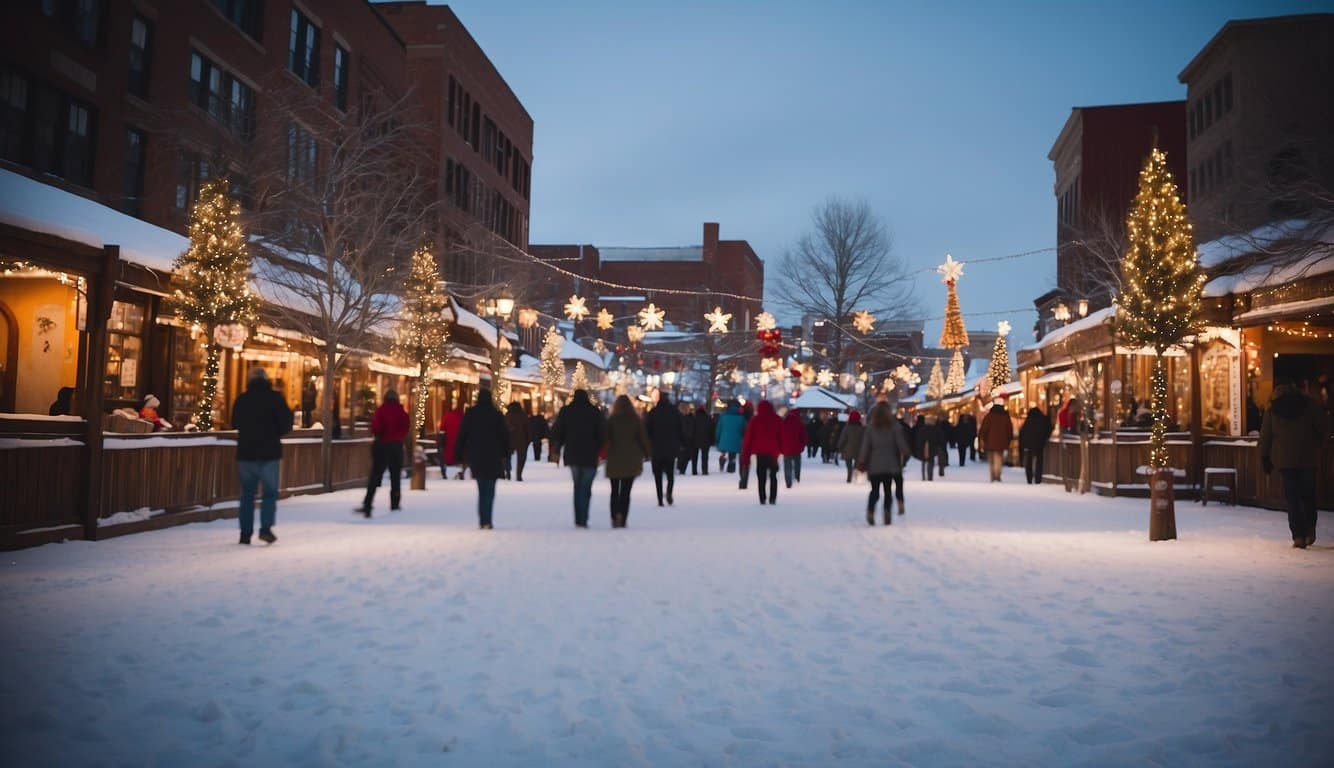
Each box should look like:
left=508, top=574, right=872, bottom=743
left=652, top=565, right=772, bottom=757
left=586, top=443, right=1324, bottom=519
left=123, top=127, right=146, bottom=217
left=0, top=67, right=28, bottom=163
left=105, top=300, right=146, bottom=402
left=289, top=8, right=320, bottom=87
left=43, top=0, right=103, bottom=47
left=1189, top=168, right=1197, bottom=200
left=61, top=99, right=93, bottom=186
left=190, top=51, right=254, bottom=141
left=286, top=122, right=317, bottom=189
left=229, top=78, right=254, bottom=141
left=481, top=117, right=495, bottom=162
left=128, top=15, right=152, bottom=98
left=212, top=0, right=264, bottom=41
left=1222, top=73, right=1232, bottom=113
left=175, top=151, right=209, bottom=210
left=470, top=102, right=480, bottom=151
left=447, top=75, right=456, bottom=128
left=333, top=45, right=348, bottom=111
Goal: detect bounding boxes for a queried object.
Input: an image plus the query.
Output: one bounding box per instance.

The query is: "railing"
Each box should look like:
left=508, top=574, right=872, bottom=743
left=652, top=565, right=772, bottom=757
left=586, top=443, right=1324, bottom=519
left=1044, top=432, right=1196, bottom=495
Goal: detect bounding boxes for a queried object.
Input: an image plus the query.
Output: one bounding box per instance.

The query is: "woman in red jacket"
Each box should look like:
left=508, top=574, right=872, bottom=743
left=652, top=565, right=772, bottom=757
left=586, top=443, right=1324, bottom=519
left=358, top=390, right=410, bottom=517
left=439, top=402, right=466, bottom=479
left=742, top=400, right=784, bottom=505
left=779, top=407, right=807, bottom=488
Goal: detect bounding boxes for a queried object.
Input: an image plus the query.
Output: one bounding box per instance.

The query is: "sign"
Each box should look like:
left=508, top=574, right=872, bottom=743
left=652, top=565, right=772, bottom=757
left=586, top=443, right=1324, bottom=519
left=119, top=358, right=137, bottom=387
left=213, top=323, right=249, bottom=350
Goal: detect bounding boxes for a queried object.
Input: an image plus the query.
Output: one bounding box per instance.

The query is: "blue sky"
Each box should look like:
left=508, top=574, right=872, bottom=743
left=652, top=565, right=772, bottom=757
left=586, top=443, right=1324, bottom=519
left=431, top=0, right=1327, bottom=343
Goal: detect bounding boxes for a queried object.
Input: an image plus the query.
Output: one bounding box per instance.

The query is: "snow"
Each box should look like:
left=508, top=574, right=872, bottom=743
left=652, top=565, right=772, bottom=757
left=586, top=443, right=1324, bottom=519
left=2, top=460, right=1332, bottom=766
left=97, top=508, right=155, bottom=527
left=560, top=333, right=605, bottom=369
left=790, top=386, right=854, bottom=410
left=1195, top=218, right=1332, bottom=269
left=598, top=247, right=704, bottom=263
left=1019, top=306, right=1116, bottom=353
left=0, top=413, right=85, bottom=422
left=0, top=437, right=82, bottom=450
left=449, top=297, right=501, bottom=348
left=105, top=436, right=236, bottom=449
left=1203, top=249, right=1334, bottom=298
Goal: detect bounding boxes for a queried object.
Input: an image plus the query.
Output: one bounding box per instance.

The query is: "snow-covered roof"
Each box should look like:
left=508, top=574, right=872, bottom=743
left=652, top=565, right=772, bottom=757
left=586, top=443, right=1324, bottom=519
left=560, top=333, right=604, bottom=370
left=449, top=297, right=500, bottom=349
left=0, top=168, right=187, bottom=272
left=1202, top=247, right=1334, bottom=298
left=1018, top=306, right=1116, bottom=353
left=790, top=387, right=854, bottom=410
left=599, top=247, right=703, bottom=263
left=1196, top=219, right=1323, bottom=269
left=597, top=295, right=645, bottom=303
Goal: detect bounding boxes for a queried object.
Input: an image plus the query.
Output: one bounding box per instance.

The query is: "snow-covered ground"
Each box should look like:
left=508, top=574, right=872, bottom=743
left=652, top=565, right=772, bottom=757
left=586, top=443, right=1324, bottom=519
left=3, top=456, right=1332, bottom=767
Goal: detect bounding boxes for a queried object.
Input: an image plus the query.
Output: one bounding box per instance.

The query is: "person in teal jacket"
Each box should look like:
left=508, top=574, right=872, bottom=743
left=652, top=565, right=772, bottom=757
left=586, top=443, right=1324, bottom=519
left=715, top=399, right=746, bottom=473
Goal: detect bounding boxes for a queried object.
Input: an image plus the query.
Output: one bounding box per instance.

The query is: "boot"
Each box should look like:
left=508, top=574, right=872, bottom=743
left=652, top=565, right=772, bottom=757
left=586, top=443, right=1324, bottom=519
left=1307, top=531, right=1317, bottom=546
left=866, top=509, right=874, bottom=526
left=354, top=506, right=372, bottom=518
left=258, top=529, right=277, bottom=544
left=1293, top=538, right=1307, bottom=549
left=897, top=500, right=905, bottom=516
left=239, top=532, right=251, bottom=545
left=884, top=508, right=892, bottom=526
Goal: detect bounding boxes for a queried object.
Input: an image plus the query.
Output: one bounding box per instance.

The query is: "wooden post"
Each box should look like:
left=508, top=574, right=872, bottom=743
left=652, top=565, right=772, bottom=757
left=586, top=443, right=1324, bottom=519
left=1189, top=344, right=1204, bottom=499
left=1150, top=467, right=1178, bottom=541
left=80, top=245, right=121, bottom=541
left=410, top=440, right=426, bottom=490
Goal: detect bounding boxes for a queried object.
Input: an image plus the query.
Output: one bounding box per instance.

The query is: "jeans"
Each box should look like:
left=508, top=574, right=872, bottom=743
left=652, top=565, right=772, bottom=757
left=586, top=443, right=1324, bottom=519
left=697, top=447, right=709, bottom=475
left=1279, top=467, right=1318, bottom=541
left=920, top=452, right=935, bottom=481
left=755, top=455, right=779, bottom=503
left=845, top=456, right=857, bottom=483
left=957, top=444, right=967, bottom=467
left=475, top=477, right=496, bottom=527
left=806, top=443, right=818, bottom=459
left=988, top=450, right=1005, bottom=481
left=1023, top=448, right=1044, bottom=484
left=238, top=460, right=280, bottom=535
left=511, top=448, right=527, bottom=481
left=569, top=465, right=597, bottom=526
left=363, top=440, right=403, bottom=511
left=609, top=477, right=634, bottom=523
left=651, top=457, right=675, bottom=504
left=867, top=472, right=904, bottom=512
left=782, top=454, right=801, bottom=487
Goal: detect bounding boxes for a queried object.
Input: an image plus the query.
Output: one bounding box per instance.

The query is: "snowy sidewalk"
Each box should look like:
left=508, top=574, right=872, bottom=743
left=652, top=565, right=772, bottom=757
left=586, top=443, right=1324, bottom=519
left=2, top=458, right=1332, bottom=766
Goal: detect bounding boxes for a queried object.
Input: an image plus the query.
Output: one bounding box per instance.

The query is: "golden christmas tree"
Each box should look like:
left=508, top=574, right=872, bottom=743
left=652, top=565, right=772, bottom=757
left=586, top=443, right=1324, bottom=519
left=925, top=359, right=945, bottom=401
left=945, top=348, right=966, bottom=395
left=170, top=178, right=257, bottom=431
left=937, top=255, right=969, bottom=349
left=986, top=320, right=1012, bottom=392
left=392, top=244, right=451, bottom=436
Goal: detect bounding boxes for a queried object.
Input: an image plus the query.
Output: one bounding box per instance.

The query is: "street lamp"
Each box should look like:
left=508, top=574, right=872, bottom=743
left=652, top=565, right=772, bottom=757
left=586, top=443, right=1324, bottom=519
left=1053, top=302, right=1071, bottom=323
left=1076, top=298, right=1089, bottom=318
left=495, top=288, right=515, bottom=321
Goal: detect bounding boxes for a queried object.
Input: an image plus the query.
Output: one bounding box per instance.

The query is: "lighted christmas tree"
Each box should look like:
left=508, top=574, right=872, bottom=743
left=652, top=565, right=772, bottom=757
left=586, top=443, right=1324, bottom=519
left=571, top=361, right=591, bottom=392
left=392, top=244, right=451, bottom=436
left=945, top=348, right=966, bottom=395
left=925, top=359, right=945, bottom=401
left=170, top=178, right=257, bottom=431
left=540, top=326, right=565, bottom=389
left=937, top=255, right=969, bottom=349
left=1112, top=147, right=1204, bottom=472
left=986, top=320, right=1013, bottom=392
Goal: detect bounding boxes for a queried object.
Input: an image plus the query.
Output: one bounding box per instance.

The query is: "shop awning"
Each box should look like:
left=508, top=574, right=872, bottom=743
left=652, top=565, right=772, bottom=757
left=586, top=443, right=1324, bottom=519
left=790, top=387, right=854, bottom=410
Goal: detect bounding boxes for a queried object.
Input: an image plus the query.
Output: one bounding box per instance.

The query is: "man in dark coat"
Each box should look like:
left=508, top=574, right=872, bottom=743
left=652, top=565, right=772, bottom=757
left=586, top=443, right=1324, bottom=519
left=1261, top=378, right=1329, bottom=548
left=817, top=415, right=836, bottom=463
left=528, top=408, right=549, bottom=461
left=1018, top=405, right=1053, bottom=484
left=914, top=413, right=944, bottom=482
left=805, top=415, right=820, bottom=459
left=551, top=389, right=606, bottom=528
left=693, top=406, right=714, bottom=474
left=357, top=389, right=409, bottom=517
left=676, top=402, right=696, bottom=475
left=231, top=367, right=294, bottom=544
left=504, top=402, right=529, bottom=481
left=954, top=412, right=977, bottom=465
left=455, top=388, right=510, bottom=529
left=645, top=395, right=685, bottom=506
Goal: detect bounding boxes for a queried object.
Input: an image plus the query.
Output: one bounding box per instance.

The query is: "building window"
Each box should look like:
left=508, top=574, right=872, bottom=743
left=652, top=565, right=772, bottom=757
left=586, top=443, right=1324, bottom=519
left=105, top=300, right=146, bottom=402
left=44, top=0, right=104, bottom=47
left=471, top=102, right=480, bottom=151
left=288, top=8, right=320, bottom=87
left=175, top=151, right=209, bottom=210
left=230, top=78, right=255, bottom=141
left=1223, top=140, right=1233, bottom=182
left=286, top=122, right=317, bottom=189
left=333, top=45, right=349, bottom=111
left=446, top=75, right=456, bottom=128
left=128, top=15, right=152, bottom=99
left=123, top=127, right=146, bottom=217
left=190, top=52, right=254, bottom=142
left=0, top=67, right=28, bottom=164
left=212, top=0, right=264, bottom=41
left=1222, top=73, right=1233, bottom=113
left=61, top=99, right=93, bottom=186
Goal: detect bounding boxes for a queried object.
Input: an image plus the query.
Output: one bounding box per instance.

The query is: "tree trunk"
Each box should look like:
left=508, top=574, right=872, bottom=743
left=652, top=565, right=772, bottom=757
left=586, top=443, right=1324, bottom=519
left=198, top=337, right=221, bottom=431
left=320, top=349, right=337, bottom=493
left=1077, top=433, right=1091, bottom=494
left=1149, top=467, right=1178, bottom=541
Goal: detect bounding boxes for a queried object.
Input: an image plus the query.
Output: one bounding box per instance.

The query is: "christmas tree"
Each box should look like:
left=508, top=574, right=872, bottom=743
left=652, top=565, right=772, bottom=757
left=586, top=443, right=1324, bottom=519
left=925, top=359, right=945, bottom=401
left=937, top=255, right=969, bottom=349
left=170, top=178, right=257, bottom=431
left=945, top=348, right=966, bottom=395
left=392, top=244, right=451, bottom=436
left=1112, top=147, right=1203, bottom=471
left=986, top=321, right=1012, bottom=392
left=540, top=327, right=565, bottom=389
left=571, top=361, right=591, bottom=392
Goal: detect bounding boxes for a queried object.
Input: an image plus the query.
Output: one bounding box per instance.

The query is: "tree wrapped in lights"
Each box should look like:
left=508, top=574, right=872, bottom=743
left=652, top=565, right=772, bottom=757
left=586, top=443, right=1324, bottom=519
left=986, top=320, right=1012, bottom=393
left=937, top=255, right=969, bottom=349
left=490, top=341, right=512, bottom=407
left=925, top=359, right=945, bottom=401
left=571, top=361, right=592, bottom=393
left=170, top=178, right=257, bottom=431
left=540, top=326, right=566, bottom=389
left=392, top=244, right=451, bottom=437
left=945, top=348, right=966, bottom=395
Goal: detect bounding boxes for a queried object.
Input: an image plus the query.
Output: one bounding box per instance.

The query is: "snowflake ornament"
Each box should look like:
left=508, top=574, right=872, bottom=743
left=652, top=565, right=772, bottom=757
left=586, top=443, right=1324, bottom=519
left=892, top=364, right=921, bottom=387
left=816, top=369, right=834, bottom=388
left=595, top=308, right=614, bottom=331
left=852, top=310, right=876, bottom=334
left=638, top=303, right=665, bottom=331
left=937, top=254, right=965, bottom=284
left=563, top=294, right=589, bottom=322
left=705, top=306, right=732, bottom=334
left=997, top=320, right=1011, bottom=337
left=626, top=324, right=646, bottom=343
left=755, top=311, right=777, bottom=331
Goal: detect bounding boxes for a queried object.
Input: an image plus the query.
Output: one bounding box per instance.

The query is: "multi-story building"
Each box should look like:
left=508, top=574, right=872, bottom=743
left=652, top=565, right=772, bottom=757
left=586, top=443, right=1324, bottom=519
left=1041, top=101, right=1187, bottom=340
left=376, top=1, right=534, bottom=295
left=1177, top=14, right=1334, bottom=243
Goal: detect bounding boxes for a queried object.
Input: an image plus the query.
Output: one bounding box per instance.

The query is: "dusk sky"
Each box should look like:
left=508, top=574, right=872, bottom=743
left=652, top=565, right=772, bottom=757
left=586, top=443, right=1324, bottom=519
left=433, top=0, right=1326, bottom=343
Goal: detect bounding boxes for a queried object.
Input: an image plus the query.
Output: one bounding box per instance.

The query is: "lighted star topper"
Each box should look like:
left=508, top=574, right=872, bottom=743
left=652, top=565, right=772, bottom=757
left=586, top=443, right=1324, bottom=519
left=563, top=294, right=589, bottom=322
left=755, top=311, right=777, bottom=331
left=638, top=303, right=665, bottom=331
left=937, top=254, right=965, bottom=284
left=852, top=310, right=876, bottom=334
left=705, top=306, right=732, bottom=334
left=997, top=320, right=1012, bottom=337
left=816, top=369, right=834, bottom=388
left=595, top=308, right=614, bottom=331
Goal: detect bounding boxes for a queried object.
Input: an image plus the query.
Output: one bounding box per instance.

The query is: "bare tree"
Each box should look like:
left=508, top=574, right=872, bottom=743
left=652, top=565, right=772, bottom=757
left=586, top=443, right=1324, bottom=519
left=772, top=198, right=917, bottom=375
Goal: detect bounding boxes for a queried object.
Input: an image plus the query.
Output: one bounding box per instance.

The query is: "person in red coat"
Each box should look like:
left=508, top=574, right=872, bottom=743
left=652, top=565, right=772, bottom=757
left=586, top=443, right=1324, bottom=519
left=742, top=400, right=784, bottom=505
left=359, top=390, right=410, bottom=516
left=779, top=407, right=808, bottom=488
left=438, top=402, right=466, bottom=479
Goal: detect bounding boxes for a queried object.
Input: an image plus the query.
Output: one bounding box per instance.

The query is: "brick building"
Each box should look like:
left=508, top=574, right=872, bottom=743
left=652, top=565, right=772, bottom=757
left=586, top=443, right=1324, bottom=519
left=376, top=1, right=534, bottom=295
left=530, top=222, right=764, bottom=336
left=1041, top=101, right=1187, bottom=340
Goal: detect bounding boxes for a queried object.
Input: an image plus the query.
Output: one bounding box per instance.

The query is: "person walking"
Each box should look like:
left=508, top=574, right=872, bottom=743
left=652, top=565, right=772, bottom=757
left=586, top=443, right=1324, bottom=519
left=938, top=415, right=954, bottom=476
left=1260, top=377, right=1328, bottom=548
left=715, top=399, right=745, bottom=474
left=1058, top=396, right=1080, bottom=435
left=818, top=414, right=837, bottom=464
left=692, top=405, right=714, bottom=475
left=780, top=407, right=807, bottom=488
left=914, top=413, right=944, bottom=482
left=858, top=402, right=913, bottom=525
left=356, top=390, right=409, bottom=517
left=528, top=407, right=549, bottom=462
left=438, top=402, right=466, bottom=480
left=837, top=411, right=866, bottom=483
left=454, top=389, right=509, bottom=529
left=552, top=389, right=606, bottom=528
left=231, top=367, right=294, bottom=544
left=676, top=402, right=696, bottom=475
left=1018, top=405, right=1054, bottom=485
left=504, top=401, right=529, bottom=481
left=605, top=394, right=651, bottom=527
left=954, top=412, right=977, bottom=466
left=741, top=400, right=783, bottom=504
left=805, top=414, right=820, bottom=459
left=979, top=398, right=1014, bottom=482
left=645, top=394, right=685, bottom=506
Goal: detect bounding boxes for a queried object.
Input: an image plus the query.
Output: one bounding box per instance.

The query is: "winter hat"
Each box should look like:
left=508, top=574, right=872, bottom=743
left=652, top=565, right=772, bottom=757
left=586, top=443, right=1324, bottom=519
left=848, top=410, right=861, bottom=423
left=144, top=394, right=160, bottom=409
left=385, top=389, right=399, bottom=402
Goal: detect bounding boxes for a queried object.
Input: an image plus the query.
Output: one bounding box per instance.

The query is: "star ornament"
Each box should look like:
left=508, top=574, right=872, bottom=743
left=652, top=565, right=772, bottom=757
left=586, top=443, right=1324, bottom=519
left=596, top=308, right=615, bottom=331
left=816, top=369, right=834, bottom=388
left=997, top=320, right=1012, bottom=337
left=563, top=294, right=590, bottom=322
left=638, top=303, right=665, bottom=331
left=705, top=306, right=732, bottom=334
left=937, top=254, right=965, bottom=285
left=755, top=311, right=777, bottom=331
left=852, top=310, right=876, bottom=334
